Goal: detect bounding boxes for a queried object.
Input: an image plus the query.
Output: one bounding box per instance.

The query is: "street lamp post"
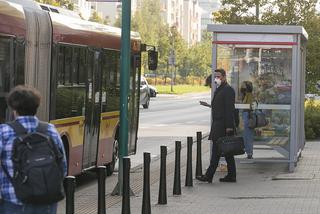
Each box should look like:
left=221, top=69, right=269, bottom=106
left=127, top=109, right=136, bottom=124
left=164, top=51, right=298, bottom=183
left=169, top=49, right=175, bottom=92
left=111, top=0, right=131, bottom=196
left=255, top=0, right=260, bottom=23
left=169, top=27, right=176, bottom=92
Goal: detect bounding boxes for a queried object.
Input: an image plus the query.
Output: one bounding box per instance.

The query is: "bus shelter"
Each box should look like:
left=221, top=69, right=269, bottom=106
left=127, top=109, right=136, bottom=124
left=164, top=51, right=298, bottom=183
left=207, top=24, right=308, bottom=171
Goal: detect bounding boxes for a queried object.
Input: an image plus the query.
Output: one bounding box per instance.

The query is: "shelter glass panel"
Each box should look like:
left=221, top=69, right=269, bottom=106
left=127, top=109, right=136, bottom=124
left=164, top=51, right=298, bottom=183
left=217, top=44, right=293, bottom=154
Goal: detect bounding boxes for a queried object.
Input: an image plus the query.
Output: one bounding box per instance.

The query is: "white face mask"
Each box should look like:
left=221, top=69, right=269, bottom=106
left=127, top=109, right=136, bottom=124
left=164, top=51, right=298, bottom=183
left=214, top=78, right=221, bottom=86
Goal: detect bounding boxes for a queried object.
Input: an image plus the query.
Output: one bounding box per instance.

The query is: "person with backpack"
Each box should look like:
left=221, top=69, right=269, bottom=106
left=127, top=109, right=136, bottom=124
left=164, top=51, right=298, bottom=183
left=0, top=85, right=67, bottom=214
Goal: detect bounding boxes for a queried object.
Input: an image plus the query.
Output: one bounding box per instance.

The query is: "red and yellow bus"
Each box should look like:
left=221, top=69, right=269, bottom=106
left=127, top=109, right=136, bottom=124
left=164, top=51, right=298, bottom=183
left=0, top=0, right=153, bottom=176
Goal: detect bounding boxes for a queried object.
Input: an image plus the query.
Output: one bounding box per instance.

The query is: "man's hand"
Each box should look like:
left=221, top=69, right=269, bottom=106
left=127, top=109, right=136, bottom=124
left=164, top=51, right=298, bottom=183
left=226, top=128, right=234, bottom=136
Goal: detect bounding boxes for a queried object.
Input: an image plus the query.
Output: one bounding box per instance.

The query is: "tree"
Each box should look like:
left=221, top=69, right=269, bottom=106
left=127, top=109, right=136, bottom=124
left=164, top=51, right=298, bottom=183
left=262, top=0, right=317, bottom=25
left=89, top=11, right=104, bottom=24
left=59, top=0, right=74, bottom=10
left=36, top=0, right=59, bottom=6
left=188, top=37, right=211, bottom=78
left=131, top=0, right=171, bottom=75
left=103, top=16, right=111, bottom=25
left=35, top=0, right=74, bottom=10
left=113, top=12, right=121, bottom=27
left=213, top=0, right=317, bottom=25
left=112, top=0, right=210, bottom=81
left=168, top=26, right=189, bottom=74
left=131, top=0, right=210, bottom=80
left=156, top=25, right=171, bottom=75
left=213, top=0, right=270, bottom=24
left=303, top=15, right=320, bottom=93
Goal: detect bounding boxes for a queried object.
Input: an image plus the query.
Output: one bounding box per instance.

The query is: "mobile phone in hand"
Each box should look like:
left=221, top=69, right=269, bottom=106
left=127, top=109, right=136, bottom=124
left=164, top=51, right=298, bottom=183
left=199, top=101, right=210, bottom=107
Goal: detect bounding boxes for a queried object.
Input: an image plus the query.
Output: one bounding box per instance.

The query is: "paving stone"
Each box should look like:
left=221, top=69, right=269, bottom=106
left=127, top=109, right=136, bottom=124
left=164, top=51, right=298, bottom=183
left=58, top=140, right=320, bottom=214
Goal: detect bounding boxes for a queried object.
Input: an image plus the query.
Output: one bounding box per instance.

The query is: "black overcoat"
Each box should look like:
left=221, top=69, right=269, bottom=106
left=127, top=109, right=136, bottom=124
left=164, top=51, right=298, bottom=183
left=208, top=82, right=235, bottom=142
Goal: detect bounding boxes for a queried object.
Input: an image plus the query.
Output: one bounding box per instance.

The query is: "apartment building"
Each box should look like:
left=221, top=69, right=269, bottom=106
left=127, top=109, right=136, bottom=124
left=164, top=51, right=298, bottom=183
left=182, top=0, right=201, bottom=46
left=198, top=0, right=220, bottom=30
left=160, top=0, right=184, bottom=35
left=160, top=0, right=201, bottom=46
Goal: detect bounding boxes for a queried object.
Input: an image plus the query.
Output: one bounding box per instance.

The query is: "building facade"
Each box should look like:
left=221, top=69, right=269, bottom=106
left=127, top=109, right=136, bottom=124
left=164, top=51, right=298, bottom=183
left=160, top=0, right=184, bottom=35
left=160, top=0, right=201, bottom=46
left=182, top=0, right=201, bottom=46
left=198, top=0, right=220, bottom=30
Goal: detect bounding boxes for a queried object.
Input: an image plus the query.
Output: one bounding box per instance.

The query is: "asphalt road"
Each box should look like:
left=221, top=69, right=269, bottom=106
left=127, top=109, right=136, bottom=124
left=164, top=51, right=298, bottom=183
left=74, top=91, right=212, bottom=186
left=130, top=91, right=211, bottom=167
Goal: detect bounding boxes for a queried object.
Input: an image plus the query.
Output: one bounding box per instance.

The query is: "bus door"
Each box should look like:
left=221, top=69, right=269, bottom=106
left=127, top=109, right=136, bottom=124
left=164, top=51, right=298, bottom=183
left=0, top=37, right=13, bottom=123
left=128, top=54, right=141, bottom=155
left=82, top=50, right=102, bottom=169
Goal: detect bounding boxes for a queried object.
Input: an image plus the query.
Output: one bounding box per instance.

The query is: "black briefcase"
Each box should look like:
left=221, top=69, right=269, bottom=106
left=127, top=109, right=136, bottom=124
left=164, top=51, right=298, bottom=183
left=217, top=136, right=245, bottom=156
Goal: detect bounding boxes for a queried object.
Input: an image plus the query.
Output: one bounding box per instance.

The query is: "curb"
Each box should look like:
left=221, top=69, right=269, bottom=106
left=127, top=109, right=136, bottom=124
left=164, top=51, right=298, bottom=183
left=130, top=132, right=210, bottom=172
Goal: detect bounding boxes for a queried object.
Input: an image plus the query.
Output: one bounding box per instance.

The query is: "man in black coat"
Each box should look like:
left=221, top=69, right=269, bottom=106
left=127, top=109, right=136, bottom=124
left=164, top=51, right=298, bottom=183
left=197, top=69, right=236, bottom=183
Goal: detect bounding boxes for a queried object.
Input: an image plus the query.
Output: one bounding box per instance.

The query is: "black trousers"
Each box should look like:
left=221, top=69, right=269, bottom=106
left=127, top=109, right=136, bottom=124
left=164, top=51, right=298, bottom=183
left=205, top=142, right=236, bottom=180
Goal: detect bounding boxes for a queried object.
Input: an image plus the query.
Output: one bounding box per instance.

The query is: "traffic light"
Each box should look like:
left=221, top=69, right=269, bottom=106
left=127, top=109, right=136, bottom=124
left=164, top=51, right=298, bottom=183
left=148, top=50, right=158, bottom=70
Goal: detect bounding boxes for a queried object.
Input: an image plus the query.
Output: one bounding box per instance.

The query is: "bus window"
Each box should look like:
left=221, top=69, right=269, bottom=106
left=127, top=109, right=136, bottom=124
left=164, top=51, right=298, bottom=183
left=14, top=39, right=25, bottom=85
left=55, top=45, right=86, bottom=119
left=72, top=47, right=79, bottom=84
left=101, top=49, right=120, bottom=112
left=58, top=46, right=65, bottom=85
left=0, top=38, right=11, bottom=93
left=64, top=47, right=72, bottom=86
left=78, top=48, right=86, bottom=84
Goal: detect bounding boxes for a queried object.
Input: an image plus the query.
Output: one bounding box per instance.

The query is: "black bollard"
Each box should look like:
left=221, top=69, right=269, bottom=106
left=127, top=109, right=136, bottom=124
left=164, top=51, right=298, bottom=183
left=158, top=146, right=167, bottom=204
left=142, top=152, right=151, bottom=214
left=65, top=176, right=76, bottom=214
left=97, top=166, right=106, bottom=214
left=185, top=137, right=193, bottom=187
left=122, top=157, right=131, bottom=214
left=195, top=131, right=203, bottom=178
left=173, top=141, right=181, bottom=195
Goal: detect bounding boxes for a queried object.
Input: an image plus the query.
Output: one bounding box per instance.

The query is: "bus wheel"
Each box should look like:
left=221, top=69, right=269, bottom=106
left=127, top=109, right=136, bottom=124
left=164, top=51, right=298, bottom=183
left=106, top=139, right=119, bottom=176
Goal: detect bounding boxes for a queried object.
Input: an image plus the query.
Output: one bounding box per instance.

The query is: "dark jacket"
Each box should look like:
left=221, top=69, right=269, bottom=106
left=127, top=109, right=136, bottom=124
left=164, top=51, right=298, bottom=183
left=208, top=82, right=235, bottom=142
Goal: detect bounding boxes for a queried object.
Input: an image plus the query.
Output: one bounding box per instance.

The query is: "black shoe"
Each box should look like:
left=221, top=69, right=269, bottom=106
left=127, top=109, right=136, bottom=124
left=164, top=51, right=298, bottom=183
left=247, top=154, right=253, bottom=159
left=196, top=175, right=212, bottom=183
left=219, top=176, right=236, bottom=183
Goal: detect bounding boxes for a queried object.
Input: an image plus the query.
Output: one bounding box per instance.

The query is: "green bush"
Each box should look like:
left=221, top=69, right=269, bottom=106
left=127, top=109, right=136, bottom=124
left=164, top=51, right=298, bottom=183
left=155, top=84, right=210, bottom=94
left=145, top=75, right=205, bottom=86
left=305, top=99, right=320, bottom=140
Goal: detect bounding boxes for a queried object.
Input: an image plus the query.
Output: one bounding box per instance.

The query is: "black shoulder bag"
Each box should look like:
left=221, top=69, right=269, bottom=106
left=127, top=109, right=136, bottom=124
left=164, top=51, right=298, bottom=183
left=217, top=130, right=245, bottom=156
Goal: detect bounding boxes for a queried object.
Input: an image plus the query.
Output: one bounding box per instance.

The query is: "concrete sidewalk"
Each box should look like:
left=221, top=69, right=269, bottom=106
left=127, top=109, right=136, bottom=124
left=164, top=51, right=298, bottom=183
left=107, top=140, right=320, bottom=214
left=57, top=139, right=320, bottom=214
